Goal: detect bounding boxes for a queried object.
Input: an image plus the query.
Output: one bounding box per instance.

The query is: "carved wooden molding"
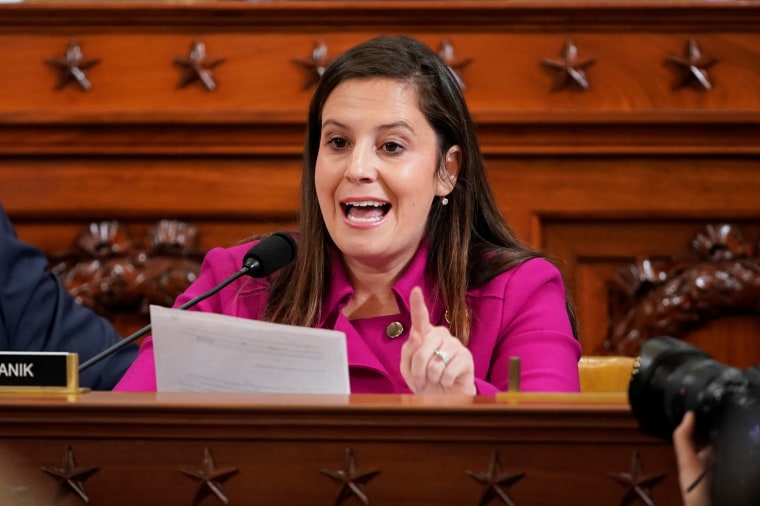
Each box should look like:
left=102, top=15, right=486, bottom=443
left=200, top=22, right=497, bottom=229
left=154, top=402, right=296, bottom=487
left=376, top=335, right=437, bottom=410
left=665, top=38, right=718, bottom=91
left=607, top=451, right=666, bottom=506
left=542, top=39, right=595, bottom=92
left=174, top=38, right=226, bottom=91
left=51, top=220, right=204, bottom=321
left=605, top=224, right=760, bottom=355
left=45, top=39, right=100, bottom=91
left=437, top=39, right=473, bottom=89
left=294, top=39, right=473, bottom=91
left=293, top=41, right=332, bottom=90
left=466, top=449, right=525, bottom=506
left=320, top=448, right=379, bottom=506
left=40, top=446, right=98, bottom=503
left=180, top=447, right=238, bottom=504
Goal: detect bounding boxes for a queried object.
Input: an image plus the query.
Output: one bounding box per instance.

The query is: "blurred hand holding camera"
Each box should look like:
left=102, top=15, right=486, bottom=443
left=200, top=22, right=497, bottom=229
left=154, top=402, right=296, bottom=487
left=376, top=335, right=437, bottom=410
left=674, top=411, right=713, bottom=506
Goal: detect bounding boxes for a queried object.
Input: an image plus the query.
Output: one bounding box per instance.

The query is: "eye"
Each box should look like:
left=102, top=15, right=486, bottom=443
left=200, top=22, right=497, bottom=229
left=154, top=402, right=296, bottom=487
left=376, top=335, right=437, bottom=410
left=326, top=136, right=348, bottom=150
left=381, top=141, right=404, bottom=154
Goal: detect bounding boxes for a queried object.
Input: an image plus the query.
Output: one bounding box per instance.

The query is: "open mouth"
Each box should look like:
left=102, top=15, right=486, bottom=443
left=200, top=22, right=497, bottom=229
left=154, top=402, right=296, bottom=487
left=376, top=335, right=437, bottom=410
left=341, top=200, right=391, bottom=223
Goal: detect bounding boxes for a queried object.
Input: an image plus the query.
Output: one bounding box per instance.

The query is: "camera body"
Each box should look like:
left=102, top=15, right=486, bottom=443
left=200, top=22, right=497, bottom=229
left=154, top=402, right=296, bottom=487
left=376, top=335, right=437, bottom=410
left=628, top=336, right=760, bottom=506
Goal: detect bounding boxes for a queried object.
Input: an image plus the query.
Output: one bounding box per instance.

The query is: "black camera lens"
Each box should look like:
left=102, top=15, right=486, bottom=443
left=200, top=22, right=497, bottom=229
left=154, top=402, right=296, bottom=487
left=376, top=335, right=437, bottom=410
left=711, top=394, right=760, bottom=506
left=629, top=336, right=760, bottom=506
left=628, top=336, right=747, bottom=440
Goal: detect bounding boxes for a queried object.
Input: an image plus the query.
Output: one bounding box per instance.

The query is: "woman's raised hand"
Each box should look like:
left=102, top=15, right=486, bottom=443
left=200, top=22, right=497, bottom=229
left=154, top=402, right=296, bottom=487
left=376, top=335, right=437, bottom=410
left=400, top=286, right=476, bottom=395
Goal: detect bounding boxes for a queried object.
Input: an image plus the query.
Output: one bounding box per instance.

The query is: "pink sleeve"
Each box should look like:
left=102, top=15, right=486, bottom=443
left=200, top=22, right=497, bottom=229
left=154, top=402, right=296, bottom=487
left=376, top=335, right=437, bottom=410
left=474, top=378, right=501, bottom=395
left=112, top=337, right=156, bottom=391
left=492, top=259, right=582, bottom=393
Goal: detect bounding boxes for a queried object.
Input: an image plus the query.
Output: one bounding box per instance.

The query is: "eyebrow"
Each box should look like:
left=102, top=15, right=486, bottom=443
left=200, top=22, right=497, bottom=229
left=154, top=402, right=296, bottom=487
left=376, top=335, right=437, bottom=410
left=378, top=121, right=415, bottom=135
left=321, top=119, right=416, bottom=135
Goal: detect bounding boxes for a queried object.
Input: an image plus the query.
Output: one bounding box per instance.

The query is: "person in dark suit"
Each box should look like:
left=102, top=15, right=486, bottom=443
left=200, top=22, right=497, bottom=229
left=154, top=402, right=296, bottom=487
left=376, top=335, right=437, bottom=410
left=0, top=204, right=137, bottom=390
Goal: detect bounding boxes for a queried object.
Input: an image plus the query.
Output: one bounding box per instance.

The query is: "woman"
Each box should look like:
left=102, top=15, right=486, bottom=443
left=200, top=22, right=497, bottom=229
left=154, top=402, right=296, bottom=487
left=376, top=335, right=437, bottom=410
left=115, top=35, right=581, bottom=394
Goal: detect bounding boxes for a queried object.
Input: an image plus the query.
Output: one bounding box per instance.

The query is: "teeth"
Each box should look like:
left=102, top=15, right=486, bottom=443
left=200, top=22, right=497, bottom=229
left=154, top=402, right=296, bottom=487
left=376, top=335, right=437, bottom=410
left=347, top=201, right=385, bottom=207
left=347, top=215, right=383, bottom=223
left=343, top=200, right=388, bottom=224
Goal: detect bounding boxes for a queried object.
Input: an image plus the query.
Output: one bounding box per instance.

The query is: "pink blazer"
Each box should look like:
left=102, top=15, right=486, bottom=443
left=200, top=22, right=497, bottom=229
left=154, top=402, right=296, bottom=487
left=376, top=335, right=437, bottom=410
left=115, top=241, right=581, bottom=394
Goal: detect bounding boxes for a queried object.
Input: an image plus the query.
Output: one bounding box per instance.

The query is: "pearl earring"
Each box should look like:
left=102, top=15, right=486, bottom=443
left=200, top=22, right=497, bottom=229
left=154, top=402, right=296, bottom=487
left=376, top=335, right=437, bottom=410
left=440, top=196, right=449, bottom=206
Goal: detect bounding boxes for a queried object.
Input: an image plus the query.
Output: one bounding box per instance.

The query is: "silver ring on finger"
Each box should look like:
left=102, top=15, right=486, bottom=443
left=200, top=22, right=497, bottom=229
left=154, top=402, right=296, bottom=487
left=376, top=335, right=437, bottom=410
left=434, top=348, right=451, bottom=367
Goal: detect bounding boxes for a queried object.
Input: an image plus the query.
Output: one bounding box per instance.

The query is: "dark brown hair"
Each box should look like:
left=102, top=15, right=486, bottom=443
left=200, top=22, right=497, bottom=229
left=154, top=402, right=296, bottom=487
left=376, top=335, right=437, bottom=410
left=263, top=35, right=577, bottom=342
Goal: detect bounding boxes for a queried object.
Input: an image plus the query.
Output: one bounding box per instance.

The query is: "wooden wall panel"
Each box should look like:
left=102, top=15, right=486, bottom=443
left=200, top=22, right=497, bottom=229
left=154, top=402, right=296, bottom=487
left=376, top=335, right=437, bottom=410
left=1, top=1, right=759, bottom=366
left=488, top=157, right=760, bottom=243
left=0, top=32, right=758, bottom=119
left=541, top=219, right=760, bottom=367
left=0, top=393, right=682, bottom=506
left=1, top=157, right=301, bottom=219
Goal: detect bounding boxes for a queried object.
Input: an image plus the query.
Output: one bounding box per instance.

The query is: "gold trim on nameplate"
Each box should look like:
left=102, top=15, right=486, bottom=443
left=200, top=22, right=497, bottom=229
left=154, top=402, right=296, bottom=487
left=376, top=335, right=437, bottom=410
left=0, top=353, right=89, bottom=395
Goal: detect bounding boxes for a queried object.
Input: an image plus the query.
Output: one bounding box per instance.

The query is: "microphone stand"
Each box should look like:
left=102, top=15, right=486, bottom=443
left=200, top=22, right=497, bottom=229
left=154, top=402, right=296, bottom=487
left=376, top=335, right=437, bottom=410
left=78, top=261, right=256, bottom=373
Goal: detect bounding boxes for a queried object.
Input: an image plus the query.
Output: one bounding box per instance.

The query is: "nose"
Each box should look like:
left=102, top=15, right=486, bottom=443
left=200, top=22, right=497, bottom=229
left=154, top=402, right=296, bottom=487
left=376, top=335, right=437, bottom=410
left=344, top=144, right=377, bottom=184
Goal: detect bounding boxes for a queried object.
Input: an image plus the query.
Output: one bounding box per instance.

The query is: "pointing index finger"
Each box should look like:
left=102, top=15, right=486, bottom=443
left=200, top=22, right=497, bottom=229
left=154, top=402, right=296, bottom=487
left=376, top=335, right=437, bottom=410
left=410, top=286, right=433, bottom=337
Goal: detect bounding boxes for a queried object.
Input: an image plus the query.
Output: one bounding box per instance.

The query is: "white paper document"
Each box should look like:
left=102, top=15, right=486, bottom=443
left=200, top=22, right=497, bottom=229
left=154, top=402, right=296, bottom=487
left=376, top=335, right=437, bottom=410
left=151, top=305, right=350, bottom=394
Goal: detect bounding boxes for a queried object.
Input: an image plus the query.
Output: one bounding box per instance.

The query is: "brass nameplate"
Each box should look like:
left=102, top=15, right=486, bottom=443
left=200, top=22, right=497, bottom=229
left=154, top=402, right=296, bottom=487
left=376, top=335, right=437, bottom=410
left=0, top=352, right=87, bottom=394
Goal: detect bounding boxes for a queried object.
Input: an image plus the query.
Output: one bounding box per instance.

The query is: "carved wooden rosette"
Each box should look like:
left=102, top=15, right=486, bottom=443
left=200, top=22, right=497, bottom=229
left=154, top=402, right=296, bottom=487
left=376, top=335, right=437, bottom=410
left=605, top=224, right=760, bottom=356
left=51, top=220, right=204, bottom=328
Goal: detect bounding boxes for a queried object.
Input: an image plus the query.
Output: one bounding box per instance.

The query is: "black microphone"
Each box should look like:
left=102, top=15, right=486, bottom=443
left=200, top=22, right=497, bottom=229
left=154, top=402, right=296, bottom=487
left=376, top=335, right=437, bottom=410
left=78, top=232, right=297, bottom=372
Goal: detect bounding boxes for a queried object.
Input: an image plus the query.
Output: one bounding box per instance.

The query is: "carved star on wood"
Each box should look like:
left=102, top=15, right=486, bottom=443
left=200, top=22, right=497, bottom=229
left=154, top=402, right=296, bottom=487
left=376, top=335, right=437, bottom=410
left=542, top=39, right=596, bottom=91
left=320, top=448, right=380, bottom=506
left=608, top=451, right=666, bottom=506
left=438, top=39, right=473, bottom=89
left=174, top=39, right=226, bottom=91
left=40, top=446, right=98, bottom=503
left=45, top=40, right=101, bottom=91
left=293, top=41, right=332, bottom=90
left=666, top=38, right=718, bottom=91
left=466, top=450, right=525, bottom=506
left=180, top=447, right=239, bottom=505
